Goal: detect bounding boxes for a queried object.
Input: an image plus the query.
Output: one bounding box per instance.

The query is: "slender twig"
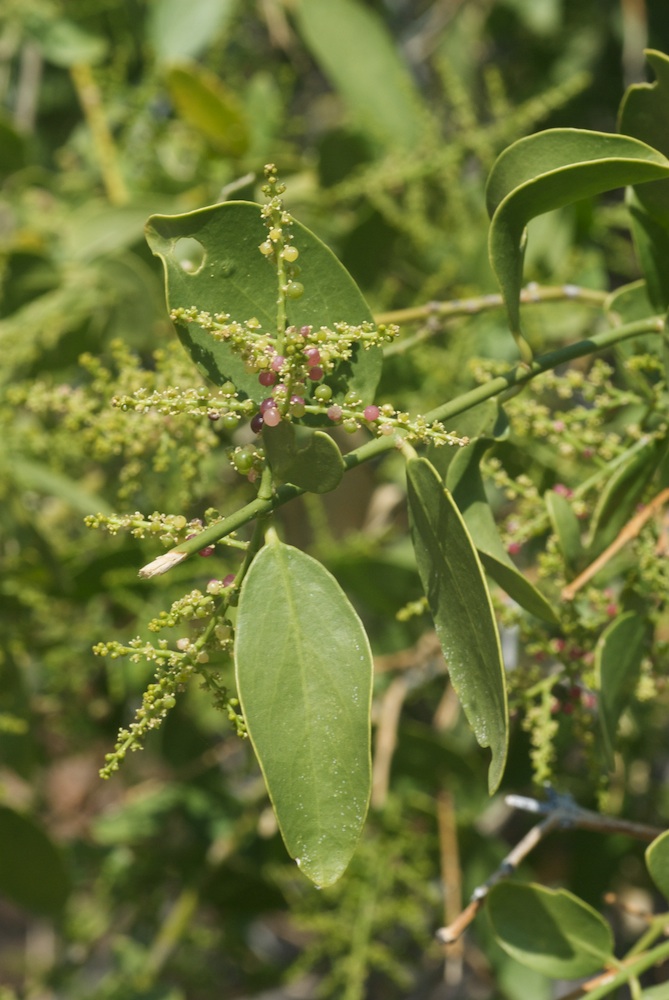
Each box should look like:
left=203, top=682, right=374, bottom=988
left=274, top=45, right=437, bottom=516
left=139, top=314, right=663, bottom=578
left=70, top=63, right=129, bottom=206
left=561, top=487, right=669, bottom=601
left=435, top=791, right=663, bottom=944
left=377, top=283, right=607, bottom=332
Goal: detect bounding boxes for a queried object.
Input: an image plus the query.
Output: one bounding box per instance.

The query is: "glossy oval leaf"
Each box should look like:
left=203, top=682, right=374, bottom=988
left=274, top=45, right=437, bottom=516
left=486, top=129, right=669, bottom=338
left=406, top=457, right=508, bottom=793
left=235, top=539, right=373, bottom=887
left=595, top=611, right=646, bottom=766
left=166, top=64, right=249, bottom=157
left=646, top=830, right=669, bottom=901
left=487, top=882, right=615, bottom=979
left=294, top=0, right=425, bottom=150
left=446, top=441, right=558, bottom=623
left=545, top=489, right=583, bottom=573
left=618, top=50, right=669, bottom=226
left=587, top=437, right=663, bottom=555
left=0, top=805, right=70, bottom=916
left=263, top=423, right=345, bottom=493
left=145, top=201, right=381, bottom=403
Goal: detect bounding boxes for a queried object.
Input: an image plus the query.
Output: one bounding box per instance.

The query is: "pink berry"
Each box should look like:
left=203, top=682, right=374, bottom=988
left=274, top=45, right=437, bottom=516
left=271, top=355, right=285, bottom=371
left=553, top=483, right=573, bottom=498
left=300, top=325, right=311, bottom=336
left=363, top=405, right=380, bottom=421
left=199, top=545, right=215, bottom=557
left=250, top=413, right=264, bottom=433
left=327, top=405, right=343, bottom=422
left=263, top=406, right=281, bottom=427
left=304, top=348, right=321, bottom=365
left=223, top=574, right=236, bottom=587
left=308, top=366, right=324, bottom=381
left=258, top=370, right=276, bottom=387
left=260, top=397, right=277, bottom=414
left=606, top=603, right=617, bottom=617
left=552, top=420, right=566, bottom=433
left=507, top=541, right=522, bottom=556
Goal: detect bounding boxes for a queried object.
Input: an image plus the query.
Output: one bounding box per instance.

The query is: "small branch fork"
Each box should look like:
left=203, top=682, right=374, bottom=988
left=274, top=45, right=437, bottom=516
left=436, top=790, right=663, bottom=945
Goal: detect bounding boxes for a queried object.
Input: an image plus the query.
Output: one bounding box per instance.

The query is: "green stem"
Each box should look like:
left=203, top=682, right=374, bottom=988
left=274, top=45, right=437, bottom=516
left=574, top=938, right=669, bottom=1000
left=139, top=314, right=662, bottom=578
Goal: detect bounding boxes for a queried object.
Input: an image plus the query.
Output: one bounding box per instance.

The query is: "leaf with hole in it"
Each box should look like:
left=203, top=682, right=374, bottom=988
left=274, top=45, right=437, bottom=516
left=145, top=202, right=381, bottom=404
left=486, top=129, right=669, bottom=341
left=596, top=611, right=646, bottom=767
left=446, top=441, right=557, bottom=623
left=263, top=422, right=344, bottom=493
left=235, top=539, right=373, bottom=887
left=587, top=437, right=663, bottom=556
left=545, top=489, right=584, bottom=573
left=0, top=806, right=70, bottom=916
left=166, top=64, right=249, bottom=158
left=646, top=830, right=669, bottom=902
left=294, top=0, right=424, bottom=151
left=487, top=882, right=614, bottom=979
left=406, top=457, right=508, bottom=793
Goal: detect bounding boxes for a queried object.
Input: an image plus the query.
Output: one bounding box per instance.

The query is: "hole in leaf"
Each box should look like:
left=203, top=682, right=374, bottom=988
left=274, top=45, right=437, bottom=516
left=173, top=237, right=206, bottom=274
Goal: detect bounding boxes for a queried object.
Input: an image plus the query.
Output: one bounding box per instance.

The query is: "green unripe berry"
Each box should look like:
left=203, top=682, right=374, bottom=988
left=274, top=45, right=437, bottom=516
left=281, top=245, right=299, bottom=262
left=221, top=413, right=239, bottom=431
left=221, top=382, right=236, bottom=396
left=234, top=447, right=255, bottom=473
left=259, top=240, right=274, bottom=256
left=314, top=384, right=333, bottom=402
left=285, top=281, right=304, bottom=299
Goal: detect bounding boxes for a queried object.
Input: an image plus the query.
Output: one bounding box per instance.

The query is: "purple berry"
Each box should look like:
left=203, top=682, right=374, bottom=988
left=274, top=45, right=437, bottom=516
left=199, top=545, right=215, bottom=557
left=260, top=397, right=277, bottom=414
left=223, top=573, right=236, bottom=587
left=259, top=370, right=276, bottom=387
left=308, top=366, right=324, bottom=381
left=250, top=413, right=264, bottom=433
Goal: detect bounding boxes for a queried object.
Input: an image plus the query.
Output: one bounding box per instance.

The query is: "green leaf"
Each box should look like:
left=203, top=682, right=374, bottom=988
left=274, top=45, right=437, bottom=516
left=294, top=0, right=425, bottom=150
left=29, top=18, right=108, bottom=67
left=235, top=539, right=373, bottom=887
left=263, top=423, right=345, bottom=493
left=587, top=437, right=663, bottom=555
left=595, top=612, right=646, bottom=766
left=618, top=50, right=669, bottom=226
left=446, top=441, right=557, bottom=623
left=406, top=457, right=508, bottom=793
left=545, top=489, right=583, bottom=572
left=145, top=202, right=381, bottom=403
left=166, top=64, right=249, bottom=158
left=627, top=194, right=669, bottom=311
left=0, top=806, right=70, bottom=916
left=148, top=0, right=238, bottom=63
left=487, top=882, right=615, bottom=979
left=486, top=128, right=669, bottom=340
left=646, top=830, right=669, bottom=902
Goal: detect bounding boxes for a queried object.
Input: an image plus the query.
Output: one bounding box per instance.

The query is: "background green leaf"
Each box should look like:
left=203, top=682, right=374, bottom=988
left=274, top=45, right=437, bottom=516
left=545, top=489, right=584, bottom=573
left=235, top=539, right=373, bottom=887
left=165, top=64, right=249, bottom=157
left=145, top=201, right=382, bottom=403
left=618, top=50, right=669, bottom=226
left=487, top=882, right=615, bottom=978
left=595, top=611, right=647, bottom=766
left=148, top=0, right=238, bottom=63
left=646, top=830, right=669, bottom=902
left=406, top=457, right=508, bottom=793
left=294, top=0, right=425, bottom=150
left=0, top=806, right=70, bottom=917
left=486, top=129, right=669, bottom=337
left=587, top=437, right=663, bottom=555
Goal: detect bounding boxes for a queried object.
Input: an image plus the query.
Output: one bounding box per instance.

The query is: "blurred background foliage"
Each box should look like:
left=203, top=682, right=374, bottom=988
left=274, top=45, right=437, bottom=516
left=3, top=0, right=669, bottom=997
